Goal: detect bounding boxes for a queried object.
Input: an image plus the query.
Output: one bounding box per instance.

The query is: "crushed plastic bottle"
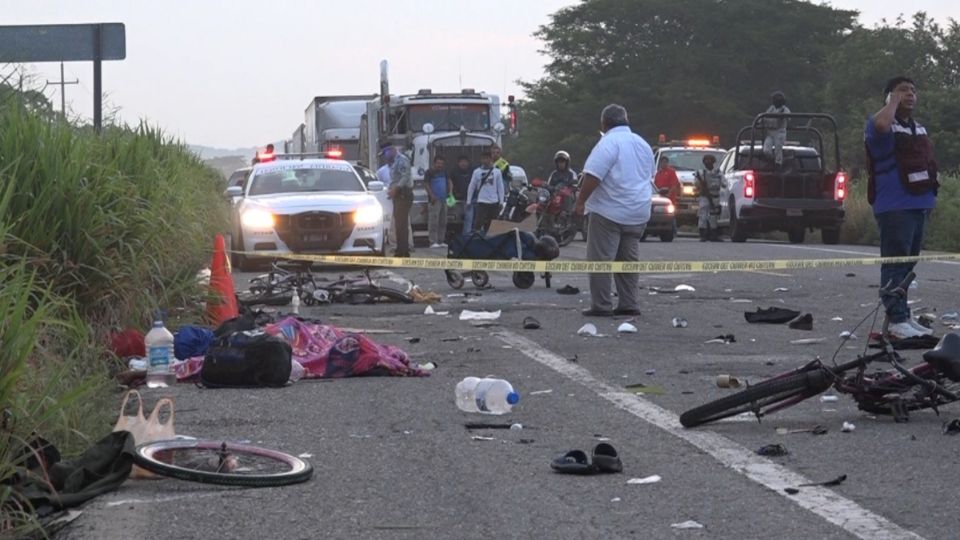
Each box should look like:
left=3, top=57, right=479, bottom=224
left=455, top=377, right=520, bottom=415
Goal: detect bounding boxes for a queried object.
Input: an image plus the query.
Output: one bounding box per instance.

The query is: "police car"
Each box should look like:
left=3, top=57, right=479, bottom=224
left=225, top=153, right=386, bottom=270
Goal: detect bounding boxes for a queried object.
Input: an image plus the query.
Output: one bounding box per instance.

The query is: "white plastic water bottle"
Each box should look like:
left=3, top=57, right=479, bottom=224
left=455, top=377, right=520, bottom=415
left=290, top=294, right=300, bottom=315
left=145, top=320, right=175, bottom=388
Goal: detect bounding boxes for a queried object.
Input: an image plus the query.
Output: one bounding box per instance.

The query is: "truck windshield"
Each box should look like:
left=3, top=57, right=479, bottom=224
left=247, top=167, right=364, bottom=196
left=407, top=104, right=490, bottom=132
left=661, top=150, right=726, bottom=171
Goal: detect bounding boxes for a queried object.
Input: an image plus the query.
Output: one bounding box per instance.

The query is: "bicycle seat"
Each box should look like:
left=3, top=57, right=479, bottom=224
left=923, top=333, right=960, bottom=382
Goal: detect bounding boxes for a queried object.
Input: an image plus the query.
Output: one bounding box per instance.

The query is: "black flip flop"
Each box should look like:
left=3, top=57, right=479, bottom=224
left=550, top=450, right=598, bottom=475
left=592, top=443, right=623, bottom=473
left=557, top=285, right=580, bottom=295
left=523, top=316, right=541, bottom=330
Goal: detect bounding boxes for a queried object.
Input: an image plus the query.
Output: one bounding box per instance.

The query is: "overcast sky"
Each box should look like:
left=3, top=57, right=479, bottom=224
left=3, top=0, right=958, bottom=149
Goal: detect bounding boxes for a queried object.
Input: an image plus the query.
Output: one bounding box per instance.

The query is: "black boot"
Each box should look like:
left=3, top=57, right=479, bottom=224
left=709, top=227, right=723, bottom=242
left=699, top=228, right=708, bottom=242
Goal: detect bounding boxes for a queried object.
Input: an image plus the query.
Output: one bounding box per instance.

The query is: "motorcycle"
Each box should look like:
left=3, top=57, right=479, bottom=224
left=527, top=180, right=582, bottom=247
left=499, top=183, right=535, bottom=223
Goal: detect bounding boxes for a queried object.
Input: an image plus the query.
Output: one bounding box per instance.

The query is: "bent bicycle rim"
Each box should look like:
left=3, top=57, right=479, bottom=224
left=134, top=440, right=313, bottom=487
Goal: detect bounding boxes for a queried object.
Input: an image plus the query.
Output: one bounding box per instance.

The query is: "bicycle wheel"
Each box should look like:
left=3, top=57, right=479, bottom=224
left=134, top=440, right=313, bottom=487
left=679, top=370, right=830, bottom=428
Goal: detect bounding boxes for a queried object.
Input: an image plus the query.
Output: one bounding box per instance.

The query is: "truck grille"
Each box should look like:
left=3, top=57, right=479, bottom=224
left=274, top=211, right=355, bottom=251
left=432, top=144, right=489, bottom=169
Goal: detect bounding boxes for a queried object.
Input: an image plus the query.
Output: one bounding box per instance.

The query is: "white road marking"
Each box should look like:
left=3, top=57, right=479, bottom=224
left=746, top=270, right=794, bottom=277
left=106, top=491, right=229, bottom=507
left=495, top=331, right=924, bottom=540
left=775, top=244, right=960, bottom=266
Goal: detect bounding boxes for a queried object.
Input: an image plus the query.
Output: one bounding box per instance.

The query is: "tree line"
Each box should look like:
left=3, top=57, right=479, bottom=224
left=509, top=0, right=960, bottom=178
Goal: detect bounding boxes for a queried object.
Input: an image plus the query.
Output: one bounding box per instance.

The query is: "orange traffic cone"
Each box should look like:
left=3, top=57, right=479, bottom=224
left=207, top=234, right=239, bottom=326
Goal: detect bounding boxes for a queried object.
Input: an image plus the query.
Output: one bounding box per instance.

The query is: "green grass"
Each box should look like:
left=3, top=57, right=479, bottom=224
left=0, top=103, right=229, bottom=535
left=841, top=173, right=960, bottom=252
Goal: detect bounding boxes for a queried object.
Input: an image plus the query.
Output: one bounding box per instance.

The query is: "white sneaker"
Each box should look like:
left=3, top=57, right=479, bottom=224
left=430, top=243, right=442, bottom=249
left=908, top=318, right=934, bottom=336
left=887, top=321, right=925, bottom=340
left=440, top=242, right=448, bottom=248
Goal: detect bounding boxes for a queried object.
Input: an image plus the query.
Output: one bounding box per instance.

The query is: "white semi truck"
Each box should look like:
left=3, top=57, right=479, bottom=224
left=294, top=95, right=376, bottom=161
left=358, top=61, right=505, bottom=238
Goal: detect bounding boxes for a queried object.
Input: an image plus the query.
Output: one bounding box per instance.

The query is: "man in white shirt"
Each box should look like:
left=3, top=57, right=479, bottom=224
left=575, top=104, right=654, bottom=317
left=466, top=151, right=505, bottom=233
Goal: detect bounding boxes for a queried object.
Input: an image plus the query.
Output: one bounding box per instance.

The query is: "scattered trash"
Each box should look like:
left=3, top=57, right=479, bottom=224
left=765, top=360, right=776, bottom=366
left=459, top=309, right=501, bottom=321
left=627, top=475, right=661, bottom=485
left=800, top=474, right=848, bottom=488
left=424, top=305, right=435, bottom=315
left=671, top=520, right=705, bottom=530
left=465, top=422, right=517, bottom=430
left=440, top=337, right=462, bottom=342
left=819, top=394, right=839, bottom=403
left=523, top=316, right=541, bottom=330
left=839, top=331, right=858, bottom=340
left=578, top=323, right=602, bottom=337
left=675, top=284, right=696, bottom=292
left=788, top=314, right=814, bottom=331
left=569, top=355, right=578, bottom=363
left=407, top=337, right=421, bottom=344
left=447, top=293, right=466, bottom=298
left=784, top=487, right=800, bottom=495
left=672, top=317, right=688, bottom=328
left=471, top=435, right=496, bottom=441
left=518, top=439, right=535, bottom=444
left=909, top=280, right=919, bottom=289
left=841, top=422, right=856, bottom=433
left=716, top=374, right=741, bottom=389
left=776, top=425, right=828, bottom=435
left=510, top=423, right=523, bottom=431
left=790, top=338, right=826, bottom=345
left=942, top=419, right=960, bottom=435
left=845, top=273, right=856, bottom=277
left=467, top=347, right=481, bottom=353
left=298, top=452, right=314, bottom=458
left=645, top=369, right=656, bottom=376
left=831, top=317, right=844, bottom=322
left=417, top=362, right=437, bottom=371
left=611, top=497, right=622, bottom=503
left=942, top=311, right=960, bottom=322
left=625, top=383, right=666, bottom=395
left=679, top=369, right=691, bottom=375
left=617, top=322, right=638, bottom=334
left=756, top=443, right=789, bottom=457
left=557, top=285, right=581, bottom=295
left=530, top=389, right=553, bottom=395
left=745, top=307, right=801, bottom=324
left=705, top=334, right=736, bottom=344
left=774, top=287, right=790, bottom=292
left=730, top=298, right=752, bottom=303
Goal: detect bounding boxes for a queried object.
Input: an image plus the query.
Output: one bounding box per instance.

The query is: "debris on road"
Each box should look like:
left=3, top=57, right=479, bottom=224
left=671, top=520, right=705, bottom=530
left=627, top=475, right=661, bottom=485
left=529, top=389, right=553, bottom=395
left=510, top=423, right=523, bottom=431
left=839, top=331, right=858, bottom=340
left=440, top=337, right=462, bottom=342
left=645, top=369, right=656, bottom=375
left=625, top=383, right=665, bottom=395
left=611, top=497, right=622, bottom=503
left=465, top=423, right=516, bottom=430
left=774, top=287, right=790, bottom=292
left=831, top=317, right=844, bottom=322
left=705, top=334, right=736, bottom=344
left=801, top=474, right=848, bottom=488
left=942, top=311, right=960, bottom=322
left=730, top=298, right=753, bottom=303
left=745, top=307, right=801, bottom=324
left=942, top=419, right=960, bottom=435
left=841, top=422, right=856, bottom=433
left=672, top=317, right=688, bottom=328
left=756, top=443, right=789, bottom=457
left=459, top=309, right=502, bottom=321
left=471, top=435, right=496, bottom=441
left=523, top=317, right=542, bottom=330
left=846, top=273, right=856, bottom=277
left=298, top=452, right=314, bottom=458
left=788, top=314, right=814, bottom=331
left=578, top=323, right=607, bottom=337
left=557, top=285, right=580, bottom=295
left=674, top=284, right=696, bottom=292
left=407, top=337, right=421, bottom=344
left=776, top=425, right=828, bottom=435
left=791, top=338, right=826, bottom=345
left=819, top=394, right=839, bottom=403
left=424, top=305, right=435, bottom=315
left=417, top=362, right=437, bottom=371
left=617, top=322, right=638, bottom=334
left=716, top=374, right=741, bottom=389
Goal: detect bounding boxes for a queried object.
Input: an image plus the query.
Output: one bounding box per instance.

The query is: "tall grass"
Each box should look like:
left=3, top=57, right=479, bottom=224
left=0, top=103, right=229, bottom=535
left=841, top=173, right=960, bottom=252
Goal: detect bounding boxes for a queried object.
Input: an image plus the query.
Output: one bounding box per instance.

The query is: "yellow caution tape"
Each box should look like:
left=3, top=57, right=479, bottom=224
left=242, top=251, right=960, bottom=274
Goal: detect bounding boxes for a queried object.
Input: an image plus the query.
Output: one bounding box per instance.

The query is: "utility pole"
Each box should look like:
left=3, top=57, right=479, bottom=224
left=46, top=62, right=78, bottom=120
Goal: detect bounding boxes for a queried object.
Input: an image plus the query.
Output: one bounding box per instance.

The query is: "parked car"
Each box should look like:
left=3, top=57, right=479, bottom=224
left=225, top=156, right=385, bottom=270
left=642, top=185, right=678, bottom=242
left=353, top=164, right=392, bottom=240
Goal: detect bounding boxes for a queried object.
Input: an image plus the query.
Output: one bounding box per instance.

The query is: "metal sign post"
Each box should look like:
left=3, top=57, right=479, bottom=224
left=0, top=23, right=126, bottom=133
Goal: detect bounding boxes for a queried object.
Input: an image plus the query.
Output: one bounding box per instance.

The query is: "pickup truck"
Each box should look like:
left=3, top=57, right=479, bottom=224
left=715, top=113, right=846, bottom=244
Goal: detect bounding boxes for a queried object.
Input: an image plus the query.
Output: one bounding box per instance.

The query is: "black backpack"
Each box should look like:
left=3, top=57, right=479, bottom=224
left=200, top=330, right=292, bottom=388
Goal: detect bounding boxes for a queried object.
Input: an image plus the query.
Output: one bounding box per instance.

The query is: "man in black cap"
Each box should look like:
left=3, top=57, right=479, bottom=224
left=864, top=75, right=939, bottom=340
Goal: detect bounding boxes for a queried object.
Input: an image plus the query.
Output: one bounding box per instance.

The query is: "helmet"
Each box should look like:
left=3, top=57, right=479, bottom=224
left=771, top=91, right=786, bottom=107
left=554, top=150, right=571, bottom=163
left=534, top=235, right=560, bottom=260
left=702, top=154, right=717, bottom=164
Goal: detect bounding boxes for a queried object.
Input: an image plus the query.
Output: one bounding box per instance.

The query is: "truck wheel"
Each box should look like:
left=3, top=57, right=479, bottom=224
left=788, top=227, right=806, bottom=244
left=660, top=223, right=676, bottom=242
left=821, top=228, right=840, bottom=245
left=729, top=203, right=748, bottom=243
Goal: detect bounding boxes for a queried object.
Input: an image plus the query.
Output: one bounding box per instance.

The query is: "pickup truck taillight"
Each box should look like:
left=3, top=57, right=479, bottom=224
left=835, top=171, right=847, bottom=201
left=744, top=171, right=756, bottom=198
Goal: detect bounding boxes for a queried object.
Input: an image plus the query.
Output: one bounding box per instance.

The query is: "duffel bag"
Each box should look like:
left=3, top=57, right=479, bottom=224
left=200, top=331, right=292, bottom=388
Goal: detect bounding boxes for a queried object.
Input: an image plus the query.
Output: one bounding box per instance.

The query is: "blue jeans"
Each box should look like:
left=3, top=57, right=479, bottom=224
left=462, top=203, right=476, bottom=235
left=875, top=209, right=927, bottom=323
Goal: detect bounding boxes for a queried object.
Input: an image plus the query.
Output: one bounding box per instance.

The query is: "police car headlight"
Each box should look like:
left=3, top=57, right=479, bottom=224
left=354, top=203, right=382, bottom=225
left=241, top=208, right=275, bottom=229
left=667, top=203, right=676, bottom=214
left=682, top=185, right=696, bottom=196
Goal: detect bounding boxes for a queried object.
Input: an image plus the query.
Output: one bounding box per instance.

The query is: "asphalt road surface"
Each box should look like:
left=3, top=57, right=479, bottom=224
left=63, top=237, right=960, bottom=540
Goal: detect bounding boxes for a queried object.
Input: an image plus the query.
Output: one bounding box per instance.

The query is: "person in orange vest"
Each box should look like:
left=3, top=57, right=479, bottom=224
left=654, top=156, right=680, bottom=204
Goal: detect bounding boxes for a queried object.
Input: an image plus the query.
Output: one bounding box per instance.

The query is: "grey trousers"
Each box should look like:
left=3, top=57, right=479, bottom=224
left=698, top=196, right=718, bottom=229
left=763, top=131, right=786, bottom=165
left=428, top=200, right=448, bottom=245
left=586, top=213, right=646, bottom=311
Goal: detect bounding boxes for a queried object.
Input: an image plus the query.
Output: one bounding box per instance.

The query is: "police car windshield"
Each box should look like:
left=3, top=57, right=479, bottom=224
left=662, top=150, right=726, bottom=171
left=247, top=166, right=364, bottom=196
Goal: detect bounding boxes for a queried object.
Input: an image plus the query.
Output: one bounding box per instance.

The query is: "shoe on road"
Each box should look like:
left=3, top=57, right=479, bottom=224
left=430, top=243, right=442, bottom=249
left=592, top=443, right=623, bottom=473
left=887, top=321, right=926, bottom=340
left=582, top=309, right=614, bottom=317
left=550, top=450, right=599, bottom=475
left=908, top=318, right=934, bottom=336
left=614, top=308, right=641, bottom=317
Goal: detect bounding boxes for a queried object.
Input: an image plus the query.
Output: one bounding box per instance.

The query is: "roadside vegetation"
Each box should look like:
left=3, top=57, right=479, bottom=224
left=0, top=94, right=228, bottom=535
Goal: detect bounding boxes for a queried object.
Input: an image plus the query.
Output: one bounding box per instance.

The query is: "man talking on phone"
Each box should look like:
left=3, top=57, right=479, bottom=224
left=864, top=76, right=940, bottom=340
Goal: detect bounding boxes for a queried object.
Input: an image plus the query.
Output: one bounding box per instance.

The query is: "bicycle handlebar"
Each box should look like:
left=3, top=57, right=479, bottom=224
left=880, top=271, right=916, bottom=300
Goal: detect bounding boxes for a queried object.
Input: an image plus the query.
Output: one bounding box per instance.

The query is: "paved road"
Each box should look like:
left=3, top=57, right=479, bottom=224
left=64, top=238, right=960, bottom=539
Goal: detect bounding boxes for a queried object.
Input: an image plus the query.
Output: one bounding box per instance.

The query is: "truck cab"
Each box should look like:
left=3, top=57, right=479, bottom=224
left=652, top=137, right=726, bottom=226
left=716, top=113, right=846, bottom=244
